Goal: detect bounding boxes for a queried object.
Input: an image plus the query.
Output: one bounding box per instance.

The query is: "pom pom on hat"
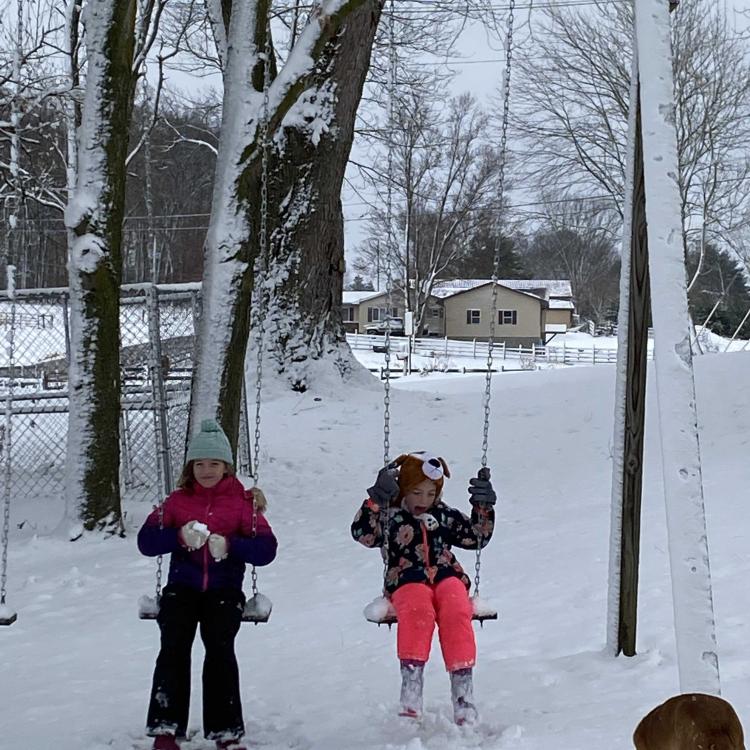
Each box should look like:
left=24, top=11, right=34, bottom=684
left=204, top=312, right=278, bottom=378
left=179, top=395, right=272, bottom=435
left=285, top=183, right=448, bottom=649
left=393, top=451, right=450, bottom=500
left=186, top=419, right=234, bottom=466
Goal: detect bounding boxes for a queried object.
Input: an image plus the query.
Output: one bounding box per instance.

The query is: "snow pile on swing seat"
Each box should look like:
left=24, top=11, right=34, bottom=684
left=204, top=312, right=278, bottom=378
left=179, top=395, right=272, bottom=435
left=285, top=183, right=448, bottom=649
left=137, top=595, right=159, bottom=618
left=244, top=592, right=272, bottom=619
left=364, top=595, right=396, bottom=622
left=471, top=595, right=497, bottom=618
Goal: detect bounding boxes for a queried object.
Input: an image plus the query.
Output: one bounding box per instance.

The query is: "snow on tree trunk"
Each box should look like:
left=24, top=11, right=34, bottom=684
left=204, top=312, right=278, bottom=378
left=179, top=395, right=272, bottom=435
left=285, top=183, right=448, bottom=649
left=263, top=2, right=381, bottom=391
left=634, top=0, right=720, bottom=694
left=64, top=0, right=137, bottom=534
left=191, top=0, right=379, bottom=447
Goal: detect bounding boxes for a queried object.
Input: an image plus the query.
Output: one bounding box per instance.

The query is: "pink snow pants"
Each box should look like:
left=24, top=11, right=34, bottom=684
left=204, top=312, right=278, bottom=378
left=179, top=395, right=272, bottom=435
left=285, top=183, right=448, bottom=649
left=391, top=577, right=475, bottom=672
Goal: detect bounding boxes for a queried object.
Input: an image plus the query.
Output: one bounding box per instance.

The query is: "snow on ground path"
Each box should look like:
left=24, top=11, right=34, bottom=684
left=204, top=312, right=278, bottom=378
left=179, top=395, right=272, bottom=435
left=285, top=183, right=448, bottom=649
left=1, top=352, right=749, bottom=749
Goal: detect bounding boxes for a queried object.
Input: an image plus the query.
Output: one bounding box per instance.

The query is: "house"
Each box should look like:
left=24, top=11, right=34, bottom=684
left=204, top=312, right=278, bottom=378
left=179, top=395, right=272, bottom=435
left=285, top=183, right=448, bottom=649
left=432, top=279, right=575, bottom=345
left=341, top=279, right=574, bottom=345
left=341, top=290, right=445, bottom=336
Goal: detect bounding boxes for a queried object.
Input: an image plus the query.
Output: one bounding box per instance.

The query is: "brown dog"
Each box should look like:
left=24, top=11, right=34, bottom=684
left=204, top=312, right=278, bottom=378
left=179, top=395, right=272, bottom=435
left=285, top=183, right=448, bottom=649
left=634, top=693, right=745, bottom=750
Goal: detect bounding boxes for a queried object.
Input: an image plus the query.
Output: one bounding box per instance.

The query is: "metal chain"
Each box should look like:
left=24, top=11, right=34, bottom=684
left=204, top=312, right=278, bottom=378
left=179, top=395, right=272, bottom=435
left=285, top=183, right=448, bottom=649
left=476, top=0, right=515, bottom=595
left=481, top=0, right=515, bottom=469
left=0, top=267, right=15, bottom=608
left=382, top=0, right=397, bottom=469
left=380, top=0, right=399, bottom=595
left=249, top=20, right=274, bottom=594
left=252, top=21, right=273, bottom=487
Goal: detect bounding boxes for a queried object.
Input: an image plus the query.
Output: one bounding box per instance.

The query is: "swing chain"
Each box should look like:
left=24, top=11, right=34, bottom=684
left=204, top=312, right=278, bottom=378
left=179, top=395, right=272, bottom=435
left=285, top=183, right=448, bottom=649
left=481, top=0, right=515, bottom=469
left=475, top=0, right=515, bottom=599
left=473, top=547, right=482, bottom=599
left=253, top=20, right=273, bottom=486
left=382, top=0, right=398, bottom=470
left=250, top=564, right=259, bottom=597
left=378, top=0, right=399, bottom=595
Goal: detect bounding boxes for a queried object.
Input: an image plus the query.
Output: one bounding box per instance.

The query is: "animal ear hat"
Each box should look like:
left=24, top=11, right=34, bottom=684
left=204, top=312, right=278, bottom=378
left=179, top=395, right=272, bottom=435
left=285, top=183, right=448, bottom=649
left=393, top=451, right=451, bottom=499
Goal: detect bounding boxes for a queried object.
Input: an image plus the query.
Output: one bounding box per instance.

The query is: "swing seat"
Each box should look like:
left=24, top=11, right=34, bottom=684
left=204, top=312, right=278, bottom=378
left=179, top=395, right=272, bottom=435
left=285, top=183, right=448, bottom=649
left=242, top=593, right=272, bottom=624
left=0, top=603, right=17, bottom=625
left=138, top=595, right=160, bottom=620
left=364, top=594, right=498, bottom=627
left=138, top=593, right=273, bottom=624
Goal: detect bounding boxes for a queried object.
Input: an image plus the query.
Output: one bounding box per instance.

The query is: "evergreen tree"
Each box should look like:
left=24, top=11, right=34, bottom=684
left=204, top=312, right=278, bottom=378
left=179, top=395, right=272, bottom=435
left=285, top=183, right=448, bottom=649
left=687, top=244, right=750, bottom=337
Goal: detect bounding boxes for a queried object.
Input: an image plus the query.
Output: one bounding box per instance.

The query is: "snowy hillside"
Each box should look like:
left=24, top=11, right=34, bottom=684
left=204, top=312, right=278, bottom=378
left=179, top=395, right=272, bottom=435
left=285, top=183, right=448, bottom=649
left=2, top=351, right=749, bottom=749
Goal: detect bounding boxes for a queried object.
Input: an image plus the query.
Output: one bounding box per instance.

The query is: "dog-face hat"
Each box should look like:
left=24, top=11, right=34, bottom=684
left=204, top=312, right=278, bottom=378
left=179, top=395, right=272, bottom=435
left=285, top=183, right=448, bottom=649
left=393, top=451, right=451, bottom=499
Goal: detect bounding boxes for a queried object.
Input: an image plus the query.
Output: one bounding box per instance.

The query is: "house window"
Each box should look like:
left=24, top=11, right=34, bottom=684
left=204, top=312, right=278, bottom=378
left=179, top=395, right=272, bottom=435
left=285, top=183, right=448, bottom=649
left=367, top=306, right=399, bottom=322
left=342, top=306, right=355, bottom=322
left=498, top=309, right=517, bottom=325
left=430, top=307, right=443, bottom=319
left=466, top=309, right=481, bottom=325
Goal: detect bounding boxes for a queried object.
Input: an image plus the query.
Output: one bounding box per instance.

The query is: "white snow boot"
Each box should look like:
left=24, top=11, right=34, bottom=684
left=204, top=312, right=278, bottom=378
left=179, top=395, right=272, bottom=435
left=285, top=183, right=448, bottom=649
left=450, top=668, right=478, bottom=725
left=399, top=660, right=425, bottom=719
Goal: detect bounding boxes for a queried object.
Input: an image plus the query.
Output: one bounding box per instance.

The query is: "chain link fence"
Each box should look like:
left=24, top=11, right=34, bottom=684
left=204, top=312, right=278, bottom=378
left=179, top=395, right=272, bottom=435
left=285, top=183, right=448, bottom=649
left=0, top=283, right=250, bottom=511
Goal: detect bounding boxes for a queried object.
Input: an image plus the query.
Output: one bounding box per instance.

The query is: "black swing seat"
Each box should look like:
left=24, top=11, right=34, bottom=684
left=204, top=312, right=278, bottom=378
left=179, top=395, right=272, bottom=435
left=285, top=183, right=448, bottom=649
left=138, top=593, right=273, bottom=624
left=0, top=608, right=17, bottom=626
left=364, top=595, right=498, bottom=627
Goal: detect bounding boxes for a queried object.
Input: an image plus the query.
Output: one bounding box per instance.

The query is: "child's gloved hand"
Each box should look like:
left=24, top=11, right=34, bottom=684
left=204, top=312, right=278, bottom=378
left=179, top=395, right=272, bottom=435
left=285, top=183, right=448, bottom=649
left=180, top=520, right=209, bottom=550
left=207, top=533, right=229, bottom=561
left=367, top=465, right=400, bottom=507
left=468, top=467, right=496, bottom=506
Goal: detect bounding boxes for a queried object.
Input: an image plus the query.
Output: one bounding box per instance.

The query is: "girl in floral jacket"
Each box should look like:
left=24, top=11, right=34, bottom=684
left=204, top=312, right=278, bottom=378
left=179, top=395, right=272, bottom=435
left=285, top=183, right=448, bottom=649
left=138, top=419, right=277, bottom=750
left=351, top=452, right=496, bottom=725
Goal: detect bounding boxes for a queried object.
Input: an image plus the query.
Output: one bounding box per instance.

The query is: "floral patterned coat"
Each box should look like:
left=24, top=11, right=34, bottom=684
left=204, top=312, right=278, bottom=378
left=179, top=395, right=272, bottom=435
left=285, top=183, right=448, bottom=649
left=351, top=497, right=494, bottom=594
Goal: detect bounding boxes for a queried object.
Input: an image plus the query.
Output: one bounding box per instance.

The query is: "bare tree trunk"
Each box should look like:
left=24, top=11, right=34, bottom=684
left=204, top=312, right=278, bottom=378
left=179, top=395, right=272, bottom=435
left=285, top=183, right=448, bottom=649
left=64, top=0, right=137, bottom=534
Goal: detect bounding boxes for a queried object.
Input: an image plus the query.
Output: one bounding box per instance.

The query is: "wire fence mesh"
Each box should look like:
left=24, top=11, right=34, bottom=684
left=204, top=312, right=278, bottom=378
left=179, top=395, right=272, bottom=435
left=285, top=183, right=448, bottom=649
left=0, top=283, right=248, bottom=511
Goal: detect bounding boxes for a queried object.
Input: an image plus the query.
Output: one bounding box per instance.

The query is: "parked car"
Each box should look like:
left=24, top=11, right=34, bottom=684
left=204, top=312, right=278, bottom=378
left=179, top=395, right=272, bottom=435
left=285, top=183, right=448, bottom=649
left=365, top=317, right=405, bottom=336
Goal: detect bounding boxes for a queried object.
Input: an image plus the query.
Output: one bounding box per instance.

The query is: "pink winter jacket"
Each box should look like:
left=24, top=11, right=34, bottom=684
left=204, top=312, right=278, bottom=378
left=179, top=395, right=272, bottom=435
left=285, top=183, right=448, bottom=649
left=137, top=475, right=277, bottom=592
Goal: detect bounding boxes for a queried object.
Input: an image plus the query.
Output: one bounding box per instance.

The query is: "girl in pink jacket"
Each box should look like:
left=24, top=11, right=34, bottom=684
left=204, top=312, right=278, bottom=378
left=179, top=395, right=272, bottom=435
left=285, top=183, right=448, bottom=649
left=138, top=419, right=277, bottom=750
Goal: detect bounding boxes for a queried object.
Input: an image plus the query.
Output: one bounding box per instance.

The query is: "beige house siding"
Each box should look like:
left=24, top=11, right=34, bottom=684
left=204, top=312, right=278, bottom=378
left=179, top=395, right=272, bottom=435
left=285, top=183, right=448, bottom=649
left=355, top=293, right=400, bottom=333
left=443, top=285, right=544, bottom=343
left=543, top=308, right=573, bottom=328
left=344, top=293, right=445, bottom=335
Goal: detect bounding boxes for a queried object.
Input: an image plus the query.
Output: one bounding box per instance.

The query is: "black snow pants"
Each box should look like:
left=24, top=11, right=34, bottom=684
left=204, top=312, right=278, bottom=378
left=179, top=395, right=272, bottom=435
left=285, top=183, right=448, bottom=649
left=146, top=584, right=245, bottom=740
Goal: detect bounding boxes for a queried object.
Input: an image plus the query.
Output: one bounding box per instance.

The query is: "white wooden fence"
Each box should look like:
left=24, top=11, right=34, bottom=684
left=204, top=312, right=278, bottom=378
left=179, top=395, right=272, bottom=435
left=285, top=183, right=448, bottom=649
left=345, top=332, right=646, bottom=367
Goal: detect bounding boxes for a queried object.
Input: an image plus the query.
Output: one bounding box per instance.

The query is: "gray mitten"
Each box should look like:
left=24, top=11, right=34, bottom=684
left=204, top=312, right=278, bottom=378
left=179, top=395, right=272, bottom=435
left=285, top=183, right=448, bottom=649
left=179, top=520, right=209, bottom=550
left=468, top=467, right=496, bottom=506
left=367, top=465, right=400, bottom=507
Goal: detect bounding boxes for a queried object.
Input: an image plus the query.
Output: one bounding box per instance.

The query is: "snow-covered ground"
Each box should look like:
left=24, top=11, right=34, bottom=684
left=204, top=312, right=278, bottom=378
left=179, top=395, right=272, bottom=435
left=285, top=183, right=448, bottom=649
left=2, top=351, right=750, bottom=749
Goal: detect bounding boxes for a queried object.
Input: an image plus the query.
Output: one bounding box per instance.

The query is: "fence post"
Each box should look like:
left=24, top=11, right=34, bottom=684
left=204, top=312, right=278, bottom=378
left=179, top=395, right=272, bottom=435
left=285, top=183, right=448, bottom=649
left=119, top=412, right=133, bottom=489
left=145, top=285, right=173, bottom=496
left=444, top=336, right=448, bottom=357
left=563, top=340, right=567, bottom=365
left=502, top=341, right=506, bottom=360
left=473, top=338, right=477, bottom=358
left=593, top=344, right=597, bottom=365
left=62, top=293, right=71, bottom=363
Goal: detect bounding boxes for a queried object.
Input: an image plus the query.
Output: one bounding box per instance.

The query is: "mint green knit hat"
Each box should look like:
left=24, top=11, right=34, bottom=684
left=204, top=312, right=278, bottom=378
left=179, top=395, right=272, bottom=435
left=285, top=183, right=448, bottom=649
left=186, top=419, right=233, bottom=466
